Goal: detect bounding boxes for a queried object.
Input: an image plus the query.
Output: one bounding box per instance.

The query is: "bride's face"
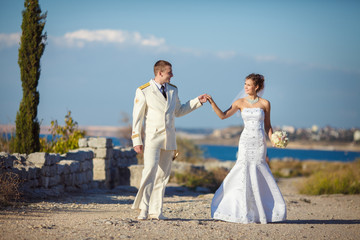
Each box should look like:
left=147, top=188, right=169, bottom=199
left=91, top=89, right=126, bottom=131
left=244, top=79, right=258, bottom=95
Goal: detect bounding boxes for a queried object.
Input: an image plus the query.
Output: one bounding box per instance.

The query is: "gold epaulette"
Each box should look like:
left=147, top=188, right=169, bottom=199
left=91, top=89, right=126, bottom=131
left=139, top=82, right=150, bottom=90
left=131, top=134, right=139, bottom=139
left=168, top=83, right=177, bottom=88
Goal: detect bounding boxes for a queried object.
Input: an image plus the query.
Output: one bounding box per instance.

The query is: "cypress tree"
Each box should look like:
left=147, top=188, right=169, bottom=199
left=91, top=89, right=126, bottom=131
left=14, top=0, right=47, bottom=154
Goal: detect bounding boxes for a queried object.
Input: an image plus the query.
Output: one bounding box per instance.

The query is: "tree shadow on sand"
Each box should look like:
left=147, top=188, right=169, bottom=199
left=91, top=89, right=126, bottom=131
left=165, top=186, right=211, bottom=197
left=276, top=219, right=360, bottom=225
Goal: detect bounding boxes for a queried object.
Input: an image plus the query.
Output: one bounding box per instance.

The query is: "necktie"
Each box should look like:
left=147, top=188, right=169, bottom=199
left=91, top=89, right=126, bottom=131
left=161, top=85, right=167, bottom=99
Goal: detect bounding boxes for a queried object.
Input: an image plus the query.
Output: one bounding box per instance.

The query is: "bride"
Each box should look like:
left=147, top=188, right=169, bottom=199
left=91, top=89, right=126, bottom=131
left=206, top=73, right=286, bottom=224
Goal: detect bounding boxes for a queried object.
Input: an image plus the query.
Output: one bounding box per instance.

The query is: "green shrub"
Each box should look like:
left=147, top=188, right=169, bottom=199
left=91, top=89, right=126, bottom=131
left=0, top=131, right=15, bottom=153
left=40, top=111, right=86, bottom=154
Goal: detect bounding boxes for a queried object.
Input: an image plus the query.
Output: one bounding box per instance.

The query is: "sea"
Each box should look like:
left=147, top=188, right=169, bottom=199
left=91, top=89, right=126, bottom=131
left=108, top=137, right=360, bottom=163
left=200, top=144, right=360, bottom=162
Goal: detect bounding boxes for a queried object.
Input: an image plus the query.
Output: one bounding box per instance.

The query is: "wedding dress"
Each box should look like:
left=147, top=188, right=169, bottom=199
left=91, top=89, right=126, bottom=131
left=211, top=108, right=286, bottom=224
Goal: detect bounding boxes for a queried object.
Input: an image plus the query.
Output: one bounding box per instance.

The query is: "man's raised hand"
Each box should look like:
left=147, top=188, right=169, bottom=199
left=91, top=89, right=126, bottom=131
left=198, top=94, right=208, bottom=104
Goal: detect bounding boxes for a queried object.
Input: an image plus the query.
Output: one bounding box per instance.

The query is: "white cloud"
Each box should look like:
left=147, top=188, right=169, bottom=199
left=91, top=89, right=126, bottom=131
left=53, top=29, right=166, bottom=49
left=215, top=51, right=237, bottom=59
left=0, top=33, right=20, bottom=49
left=254, top=55, right=277, bottom=62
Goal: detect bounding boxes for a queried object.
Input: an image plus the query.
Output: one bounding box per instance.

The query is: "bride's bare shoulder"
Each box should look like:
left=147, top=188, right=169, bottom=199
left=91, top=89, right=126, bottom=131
left=235, top=98, right=246, bottom=105
left=237, top=98, right=246, bottom=103
left=259, top=98, right=271, bottom=111
left=232, top=98, right=244, bottom=110
left=259, top=97, right=270, bottom=105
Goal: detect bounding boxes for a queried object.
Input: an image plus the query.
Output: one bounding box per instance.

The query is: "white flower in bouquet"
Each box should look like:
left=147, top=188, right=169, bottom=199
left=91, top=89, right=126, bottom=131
left=271, top=131, right=289, bottom=148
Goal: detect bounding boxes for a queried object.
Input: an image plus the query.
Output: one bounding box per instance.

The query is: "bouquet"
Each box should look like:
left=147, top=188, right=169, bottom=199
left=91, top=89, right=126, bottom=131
left=271, top=131, right=289, bottom=148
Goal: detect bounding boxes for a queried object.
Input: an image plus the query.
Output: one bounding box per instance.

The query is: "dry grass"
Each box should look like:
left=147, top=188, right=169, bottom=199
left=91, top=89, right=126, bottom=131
left=0, top=171, right=22, bottom=207
left=172, top=167, right=229, bottom=192
left=269, top=160, right=303, bottom=178
left=298, top=160, right=360, bottom=195
left=269, top=159, right=360, bottom=195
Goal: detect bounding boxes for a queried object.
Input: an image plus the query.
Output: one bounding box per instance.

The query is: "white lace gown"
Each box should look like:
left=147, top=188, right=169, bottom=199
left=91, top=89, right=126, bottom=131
left=211, top=108, right=287, bottom=224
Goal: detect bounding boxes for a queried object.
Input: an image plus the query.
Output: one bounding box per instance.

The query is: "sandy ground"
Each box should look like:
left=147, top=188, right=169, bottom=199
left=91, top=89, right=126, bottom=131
left=1, top=178, right=360, bottom=240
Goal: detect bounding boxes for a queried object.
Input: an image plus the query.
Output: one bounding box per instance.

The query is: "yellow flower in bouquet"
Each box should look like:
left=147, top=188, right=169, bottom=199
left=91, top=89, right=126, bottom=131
left=271, top=131, right=289, bottom=148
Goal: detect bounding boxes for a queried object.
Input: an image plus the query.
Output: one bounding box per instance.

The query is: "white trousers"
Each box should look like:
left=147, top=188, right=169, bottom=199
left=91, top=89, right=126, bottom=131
left=131, top=147, right=173, bottom=216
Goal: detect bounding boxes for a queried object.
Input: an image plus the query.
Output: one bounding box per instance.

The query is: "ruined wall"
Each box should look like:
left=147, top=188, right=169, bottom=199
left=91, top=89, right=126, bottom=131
left=0, top=137, right=138, bottom=198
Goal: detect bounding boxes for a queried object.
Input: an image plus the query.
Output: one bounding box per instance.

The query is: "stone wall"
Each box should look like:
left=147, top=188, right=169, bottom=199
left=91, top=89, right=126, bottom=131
left=78, top=137, right=137, bottom=189
left=0, top=137, right=138, bottom=198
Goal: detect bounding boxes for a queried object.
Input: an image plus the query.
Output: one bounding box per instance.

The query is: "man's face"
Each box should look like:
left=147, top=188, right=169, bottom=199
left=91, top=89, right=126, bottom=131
left=159, top=66, right=173, bottom=84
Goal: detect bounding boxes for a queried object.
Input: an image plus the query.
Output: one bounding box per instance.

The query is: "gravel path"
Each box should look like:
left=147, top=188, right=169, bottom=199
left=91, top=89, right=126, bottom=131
left=1, top=178, right=360, bottom=240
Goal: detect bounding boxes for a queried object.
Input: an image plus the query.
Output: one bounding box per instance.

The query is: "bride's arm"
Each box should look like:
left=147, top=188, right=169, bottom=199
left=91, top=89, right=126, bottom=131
left=206, top=95, right=239, bottom=120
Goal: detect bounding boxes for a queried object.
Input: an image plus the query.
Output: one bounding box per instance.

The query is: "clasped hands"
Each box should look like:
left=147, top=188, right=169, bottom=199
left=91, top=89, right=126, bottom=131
left=198, top=94, right=214, bottom=104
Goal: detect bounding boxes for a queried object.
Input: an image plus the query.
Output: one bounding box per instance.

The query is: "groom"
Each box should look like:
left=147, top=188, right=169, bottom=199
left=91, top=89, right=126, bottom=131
left=131, top=60, right=207, bottom=220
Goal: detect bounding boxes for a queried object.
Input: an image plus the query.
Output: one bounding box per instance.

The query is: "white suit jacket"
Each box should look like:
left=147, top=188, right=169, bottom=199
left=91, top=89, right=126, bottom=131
left=131, top=79, right=202, bottom=150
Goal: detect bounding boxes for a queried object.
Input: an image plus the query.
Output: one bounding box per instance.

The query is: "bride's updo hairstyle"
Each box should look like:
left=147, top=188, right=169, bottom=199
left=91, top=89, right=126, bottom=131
left=246, top=73, right=265, bottom=93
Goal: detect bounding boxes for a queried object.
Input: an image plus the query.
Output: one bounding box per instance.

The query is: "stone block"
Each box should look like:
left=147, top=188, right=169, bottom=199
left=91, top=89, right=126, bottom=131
left=58, top=160, right=73, bottom=175
left=122, top=147, right=136, bottom=157
left=49, top=153, right=61, bottom=164
left=81, top=172, right=88, bottom=184
left=51, top=185, right=65, bottom=195
left=64, top=173, right=75, bottom=186
left=23, top=178, right=40, bottom=188
left=33, top=179, right=40, bottom=188
left=41, top=175, right=60, bottom=188
left=75, top=173, right=84, bottom=186
left=93, top=158, right=110, bottom=170
left=94, top=147, right=113, bottom=159
left=65, top=150, right=93, bottom=162
left=78, top=138, right=88, bottom=148
left=11, top=166, right=28, bottom=179
left=86, top=170, right=93, bottom=182
left=93, top=169, right=106, bottom=180
left=90, top=181, right=99, bottom=189
left=12, top=153, right=27, bottom=165
left=65, top=185, right=79, bottom=192
left=118, top=156, right=138, bottom=167
left=114, top=167, right=131, bottom=186
left=117, top=149, right=124, bottom=158
left=88, top=137, right=112, bottom=148
left=28, top=166, right=40, bottom=179
left=41, top=165, right=57, bottom=177
left=22, top=179, right=34, bottom=189
left=80, top=160, right=92, bottom=172
left=129, top=165, right=144, bottom=189
left=111, top=158, right=117, bottom=167
left=69, top=161, right=80, bottom=173
left=79, top=184, right=89, bottom=191
left=113, top=149, right=120, bottom=159
left=0, top=153, right=15, bottom=168
left=28, top=152, right=58, bottom=167
left=57, top=163, right=66, bottom=175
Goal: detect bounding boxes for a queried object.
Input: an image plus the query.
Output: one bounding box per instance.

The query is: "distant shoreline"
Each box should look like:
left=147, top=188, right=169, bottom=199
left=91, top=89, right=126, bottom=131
left=195, top=138, right=360, bottom=152
left=1, top=124, right=359, bottom=152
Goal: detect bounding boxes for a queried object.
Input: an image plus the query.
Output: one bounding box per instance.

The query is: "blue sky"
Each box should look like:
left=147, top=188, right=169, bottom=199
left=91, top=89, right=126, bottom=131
left=1, top=0, right=359, bottom=129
